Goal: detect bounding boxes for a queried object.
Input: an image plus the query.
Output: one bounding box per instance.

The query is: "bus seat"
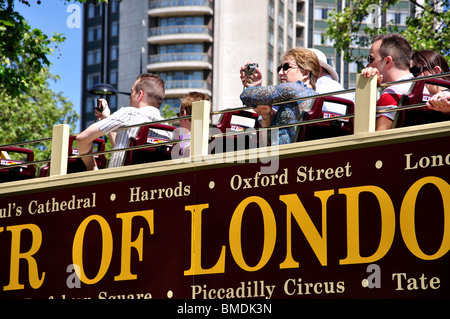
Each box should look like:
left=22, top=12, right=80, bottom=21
left=211, top=110, right=261, bottom=153
left=0, top=146, right=36, bottom=182
left=394, top=78, right=450, bottom=128
left=123, top=123, right=176, bottom=165
left=38, top=137, right=107, bottom=177
left=298, top=96, right=354, bottom=142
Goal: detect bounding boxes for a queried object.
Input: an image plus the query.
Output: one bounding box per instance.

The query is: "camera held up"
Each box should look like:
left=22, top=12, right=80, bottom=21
left=93, top=98, right=105, bottom=113
left=244, top=63, right=259, bottom=76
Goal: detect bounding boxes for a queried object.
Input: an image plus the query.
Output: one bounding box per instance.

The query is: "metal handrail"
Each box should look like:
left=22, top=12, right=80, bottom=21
left=0, top=159, right=51, bottom=170
left=379, top=71, right=450, bottom=87
left=69, top=139, right=182, bottom=159
left=211, top=113, right=354, bottom=139
left=2, top=73, right=449, bottom=171
left=0, top=137, right=52, bottom=149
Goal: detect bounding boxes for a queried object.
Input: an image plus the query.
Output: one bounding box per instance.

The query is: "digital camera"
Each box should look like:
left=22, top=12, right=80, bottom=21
left=93, top=98, right=105, bottom=113
left=244, top=63, right=259, bottom=76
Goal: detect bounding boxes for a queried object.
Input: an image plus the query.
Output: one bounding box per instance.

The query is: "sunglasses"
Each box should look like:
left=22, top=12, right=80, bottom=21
left=409, top=65, right=432, bottom=77
left=367, top=55, right=382, bottom=64
left=277, top=63, right=297, bottom=73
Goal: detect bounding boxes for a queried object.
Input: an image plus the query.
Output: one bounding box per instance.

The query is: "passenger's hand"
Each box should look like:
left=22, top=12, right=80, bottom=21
left=94, top=99, right=111, bottom=120
left=426, top=90, right=450, bottom=113
left=240, top=62, right=263, bottom=88
left=361, top=67, right=383, bottom=85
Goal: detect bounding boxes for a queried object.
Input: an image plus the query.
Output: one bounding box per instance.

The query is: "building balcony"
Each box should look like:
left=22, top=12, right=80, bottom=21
left=147, top=53, right=212, bottom=71
left=163, top=80, right=212, bottom=98
left=148, top=0, right=213, bottom=17
left=148, top=25, right=213, bottom=44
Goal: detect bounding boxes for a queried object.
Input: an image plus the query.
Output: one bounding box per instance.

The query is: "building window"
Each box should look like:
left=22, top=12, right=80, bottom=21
left=108, top=95, right=117, bottom=109
left=88, top=26, right=102, bottom=42
left=160, top=71, right=203, bottom=81
left=160, top=16, right=204, bottom=27
left=111, top=21, right=119, bottom=37
left=110, top=0, right=119, bottom=13
left=88, top=3, right=102, bottom=18
left=314, top=6, right=333, bottom=20
left=159, top=44, right=203, bottom=54
left=87, top=49, right=101, bottom=65
left=163, top=98, right=181, bottom=111
left=313, top=30, right=334, bottom=46
left=87, top=73, right=101, bottom=89
left=110, top=45, right=118, bottom=61
left=387, top=11, right=408, bottom=25
left=110, top=69, right=118, bottom=84
left=85, top=97, right=94, bottom=113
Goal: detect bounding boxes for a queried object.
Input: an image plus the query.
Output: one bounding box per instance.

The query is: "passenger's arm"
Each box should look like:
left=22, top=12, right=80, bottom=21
left=240, top=82, right=311, bottom=107
left=76, top=122, right=105, bottom=170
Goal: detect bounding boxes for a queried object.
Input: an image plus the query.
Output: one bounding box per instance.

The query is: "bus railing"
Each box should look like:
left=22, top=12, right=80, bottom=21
left=1, top=72, right=450, bottom=178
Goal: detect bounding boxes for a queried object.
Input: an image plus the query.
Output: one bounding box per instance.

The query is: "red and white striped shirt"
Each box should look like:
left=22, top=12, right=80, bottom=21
left=376, top=74, right=414, bottom=121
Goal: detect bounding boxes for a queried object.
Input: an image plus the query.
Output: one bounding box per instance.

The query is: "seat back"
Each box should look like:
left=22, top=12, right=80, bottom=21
left=212, top=110, right=261, bottom=153
left=0, top=146, right=36, bottom=182
left=124, top=123, right=176, bottom=165
left=38, top=137, right=107, bottom=177
left=298, top=96, right=354, bottom=142
left=394, top=78, right=450, bottom=128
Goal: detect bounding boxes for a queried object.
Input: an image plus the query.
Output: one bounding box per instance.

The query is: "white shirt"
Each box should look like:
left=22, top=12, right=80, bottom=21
left=316, top=75, right=355, bottom=115
left=98, top=106, right=172, bottom=168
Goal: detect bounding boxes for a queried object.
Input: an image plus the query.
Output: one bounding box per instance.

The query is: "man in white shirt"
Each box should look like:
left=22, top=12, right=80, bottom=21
left=77, top=73, right=172, bottom=170
left=308, top=48, right=355, bottom=115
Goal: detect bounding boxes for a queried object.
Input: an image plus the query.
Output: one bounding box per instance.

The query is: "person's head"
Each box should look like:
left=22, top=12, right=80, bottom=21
left=130, top=73, right=165, bottom=108
left=179, top=91, right=211, bottom=117
left=177, top=92, right=210, bottom=131
left=410, top=50, right=450, bottom=95
left=308, top=48, right=339, bottom=81
left=367, top=33, right=412, bottom=80
left=278, top=48, right=320, bottom=89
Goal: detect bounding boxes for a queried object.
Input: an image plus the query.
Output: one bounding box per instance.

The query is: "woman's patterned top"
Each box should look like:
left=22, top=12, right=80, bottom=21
left=240, top=81, right=317, bottom=145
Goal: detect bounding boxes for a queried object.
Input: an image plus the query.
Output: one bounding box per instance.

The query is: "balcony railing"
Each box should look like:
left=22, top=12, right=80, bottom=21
left=149, top=0, right=213, bottom=9
left=148, top=52, right=212, bottom=64
left=164, top=80, right=211, bottom=90
left=148, top=25, right=212, bottom=37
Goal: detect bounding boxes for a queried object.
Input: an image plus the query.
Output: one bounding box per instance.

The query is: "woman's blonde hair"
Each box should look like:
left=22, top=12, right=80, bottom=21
left=180, top=91, right=211, bottom=116
left=282, top=48, right=320, bottom=90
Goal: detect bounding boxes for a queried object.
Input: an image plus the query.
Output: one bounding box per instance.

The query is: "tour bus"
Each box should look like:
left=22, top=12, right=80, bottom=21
left=0, top=73, right=449, bottom=301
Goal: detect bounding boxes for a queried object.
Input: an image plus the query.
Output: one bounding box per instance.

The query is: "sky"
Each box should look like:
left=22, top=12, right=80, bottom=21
left=16, top=0, right=82, bottom=132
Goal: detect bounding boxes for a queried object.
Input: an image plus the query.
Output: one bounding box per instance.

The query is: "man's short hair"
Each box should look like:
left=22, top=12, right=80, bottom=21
left=372, top=33, right=412, bottom=71
left=135, top=73, right=165, bottom=108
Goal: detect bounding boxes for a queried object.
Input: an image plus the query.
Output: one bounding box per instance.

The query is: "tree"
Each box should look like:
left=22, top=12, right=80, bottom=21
left=0, top=67, right=79, bottom=161
left=325, top=0, right=450, bottom=66
left=0, top=0, right=86, bottom=162
left=0, top=0, right=67, bottom=97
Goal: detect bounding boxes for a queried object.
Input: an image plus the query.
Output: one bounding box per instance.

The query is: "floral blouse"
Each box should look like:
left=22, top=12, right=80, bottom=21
left=240, top=81, right=317, bottom=145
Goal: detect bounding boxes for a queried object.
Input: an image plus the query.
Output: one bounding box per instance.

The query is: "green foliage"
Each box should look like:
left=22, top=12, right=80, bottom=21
left=325, top=0, right=450, bottom=66
left=0, top=0, right=67, bottom=97
left=0, top=67, right=79, bottom=161
left=160, top=103, right=177, bottom=119
left=0, top=0, right=85, bottom=162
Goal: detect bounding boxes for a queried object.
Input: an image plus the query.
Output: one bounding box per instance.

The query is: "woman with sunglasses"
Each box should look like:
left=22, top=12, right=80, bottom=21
left=410, top=50, right=450, bottom=95
left=239, top=48, right=319, bottom=145
left=173, top=91, right=211, bottom=157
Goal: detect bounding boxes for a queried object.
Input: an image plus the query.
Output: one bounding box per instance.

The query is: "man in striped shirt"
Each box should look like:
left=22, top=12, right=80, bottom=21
left=77, top=73, right=172, bottom=170
left=361, top=33, right=414, bottom=130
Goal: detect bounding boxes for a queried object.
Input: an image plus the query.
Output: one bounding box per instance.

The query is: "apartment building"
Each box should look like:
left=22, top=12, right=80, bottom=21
left=80, top=0, right=414, bottom=130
